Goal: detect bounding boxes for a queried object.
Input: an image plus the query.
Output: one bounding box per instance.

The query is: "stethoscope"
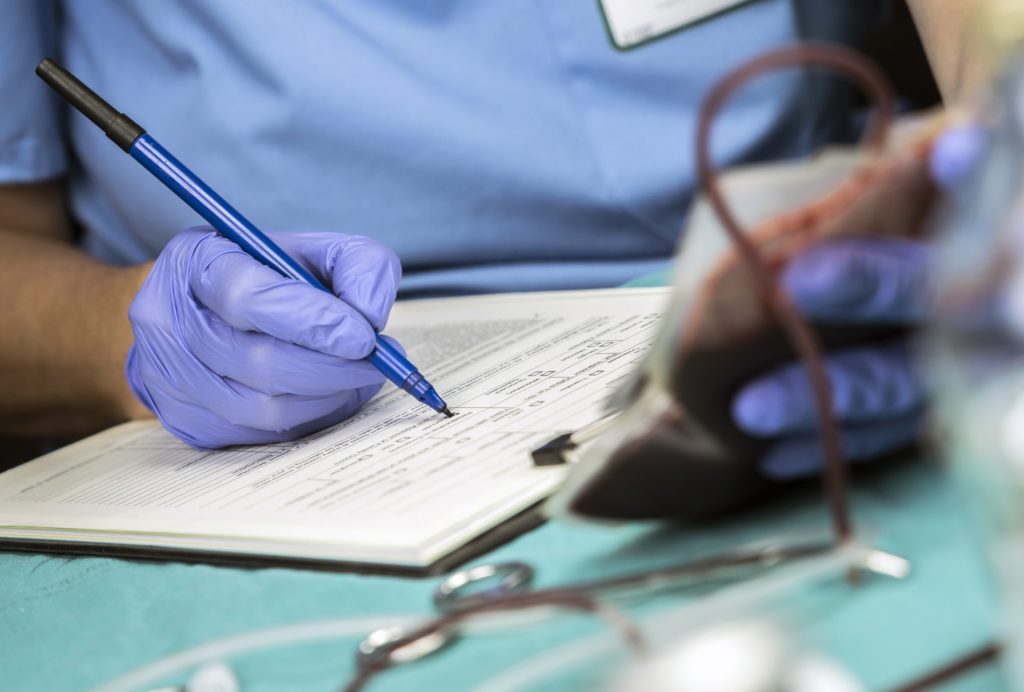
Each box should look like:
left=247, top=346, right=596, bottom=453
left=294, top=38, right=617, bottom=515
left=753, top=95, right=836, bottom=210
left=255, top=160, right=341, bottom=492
left=356, top=561, right=536, bottom=669
left=116, top=542, right=907, bottom=692
left=353, top=537, right=905, bottom=672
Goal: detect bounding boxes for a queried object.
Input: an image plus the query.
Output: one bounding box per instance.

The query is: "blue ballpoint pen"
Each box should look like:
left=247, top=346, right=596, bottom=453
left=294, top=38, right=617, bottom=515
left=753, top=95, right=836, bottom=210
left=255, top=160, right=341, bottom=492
left=36, top=58, right=453, bottom=418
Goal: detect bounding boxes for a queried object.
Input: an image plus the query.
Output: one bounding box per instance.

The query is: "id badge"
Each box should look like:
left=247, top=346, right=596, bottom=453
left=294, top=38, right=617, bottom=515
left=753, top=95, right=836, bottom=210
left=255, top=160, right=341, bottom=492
left=599, top=0, right=752, bottom=50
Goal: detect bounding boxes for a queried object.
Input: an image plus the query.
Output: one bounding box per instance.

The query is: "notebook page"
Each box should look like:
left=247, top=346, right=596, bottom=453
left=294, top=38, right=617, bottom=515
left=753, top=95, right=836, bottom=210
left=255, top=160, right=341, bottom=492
left=0, top=289, right=668, bottom=564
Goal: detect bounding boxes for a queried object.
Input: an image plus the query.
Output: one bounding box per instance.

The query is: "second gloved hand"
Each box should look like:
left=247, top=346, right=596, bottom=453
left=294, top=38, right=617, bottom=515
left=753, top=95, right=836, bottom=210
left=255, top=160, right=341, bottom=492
left=126, top=227, right=402, bottom=448
left=730, top=125, right=989, bottom=480
left=731, top=237, right=930, bottom=479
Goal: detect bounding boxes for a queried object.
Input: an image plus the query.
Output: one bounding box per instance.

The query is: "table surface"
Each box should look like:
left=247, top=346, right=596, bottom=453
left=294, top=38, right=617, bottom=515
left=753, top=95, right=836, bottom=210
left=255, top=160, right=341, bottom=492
left=0, top=456, right=1005, bottom=692
left=1, top=270, right=1007, bottom=691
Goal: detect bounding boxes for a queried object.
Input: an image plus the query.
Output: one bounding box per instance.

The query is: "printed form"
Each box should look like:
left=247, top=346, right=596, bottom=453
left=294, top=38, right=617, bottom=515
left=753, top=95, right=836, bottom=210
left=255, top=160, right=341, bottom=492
left=0, top=288, right=669, bottom=565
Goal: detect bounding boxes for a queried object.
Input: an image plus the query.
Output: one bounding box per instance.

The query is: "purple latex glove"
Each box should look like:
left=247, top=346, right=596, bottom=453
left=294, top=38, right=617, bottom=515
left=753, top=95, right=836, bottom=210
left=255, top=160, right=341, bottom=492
left=126, top=227, right=402, bottom=448
left=732, top=237, right=930, bottom=479
left=731, top=125, right=989, bottom=479
left=930, top=124, right=989, bottom=190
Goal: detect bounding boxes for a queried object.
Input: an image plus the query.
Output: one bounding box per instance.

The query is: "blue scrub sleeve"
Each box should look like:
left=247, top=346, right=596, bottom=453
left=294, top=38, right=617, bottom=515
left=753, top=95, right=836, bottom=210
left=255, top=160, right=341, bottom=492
left=0, top=0, right=66, bottom=183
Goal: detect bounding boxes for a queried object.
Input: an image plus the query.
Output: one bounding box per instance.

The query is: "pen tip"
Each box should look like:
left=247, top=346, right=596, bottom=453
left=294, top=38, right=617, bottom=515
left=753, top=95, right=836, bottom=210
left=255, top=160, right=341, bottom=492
left=441, top=407, right=454, bottom=418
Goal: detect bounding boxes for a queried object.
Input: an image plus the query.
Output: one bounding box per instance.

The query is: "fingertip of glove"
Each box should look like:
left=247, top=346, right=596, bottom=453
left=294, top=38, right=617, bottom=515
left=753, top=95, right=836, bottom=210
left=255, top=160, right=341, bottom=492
left=732, top=382, right=787, bottom=437
left=326, top=319, right=378, bottom=360
left=784, top=247, right=869, bottom=314
left=323, top=243, right=401, bottom=332
left=355, top=257, right=402, bottom=332
left=930, top=125, right=988, bottom=190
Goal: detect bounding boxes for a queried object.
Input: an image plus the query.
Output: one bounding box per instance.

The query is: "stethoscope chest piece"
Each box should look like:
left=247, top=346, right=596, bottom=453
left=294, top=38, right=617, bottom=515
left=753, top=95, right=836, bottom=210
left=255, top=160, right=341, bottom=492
left=433, top=561, right=535, bottom=613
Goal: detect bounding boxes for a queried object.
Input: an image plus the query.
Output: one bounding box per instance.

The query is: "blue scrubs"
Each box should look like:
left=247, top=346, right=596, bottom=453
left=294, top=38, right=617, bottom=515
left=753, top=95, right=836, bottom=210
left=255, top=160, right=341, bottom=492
left=0, top=0, right=881, bottom=296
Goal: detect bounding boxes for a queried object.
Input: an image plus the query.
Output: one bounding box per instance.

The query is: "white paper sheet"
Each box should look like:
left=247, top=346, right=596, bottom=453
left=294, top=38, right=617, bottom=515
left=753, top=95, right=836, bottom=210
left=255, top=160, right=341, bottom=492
left=0, top=288, right=669, bottom=565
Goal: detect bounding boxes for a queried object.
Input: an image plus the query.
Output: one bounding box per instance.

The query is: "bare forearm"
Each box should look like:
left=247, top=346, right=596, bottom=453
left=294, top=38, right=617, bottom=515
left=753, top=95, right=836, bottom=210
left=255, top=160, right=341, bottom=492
left=0, top=230, right=152, bottom=438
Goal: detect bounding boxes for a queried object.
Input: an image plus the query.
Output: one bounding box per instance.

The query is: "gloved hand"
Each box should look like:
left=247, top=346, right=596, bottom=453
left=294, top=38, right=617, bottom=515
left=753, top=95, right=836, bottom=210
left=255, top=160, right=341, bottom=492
left=126, top=227, right=402, bottom=448
left=731, top=124, right=988, bottom=479
left=731, top=236, right=930, bottom=479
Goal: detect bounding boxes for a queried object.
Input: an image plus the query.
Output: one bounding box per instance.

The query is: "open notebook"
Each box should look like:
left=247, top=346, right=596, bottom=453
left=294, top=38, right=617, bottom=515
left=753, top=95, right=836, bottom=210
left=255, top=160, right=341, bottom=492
left=0, top=288, right=668, bottom=573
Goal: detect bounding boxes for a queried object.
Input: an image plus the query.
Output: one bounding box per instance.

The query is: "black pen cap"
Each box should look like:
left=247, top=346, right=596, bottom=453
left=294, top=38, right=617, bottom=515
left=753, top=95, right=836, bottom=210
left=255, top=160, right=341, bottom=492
left=36, top=58, right=144, bottom=152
